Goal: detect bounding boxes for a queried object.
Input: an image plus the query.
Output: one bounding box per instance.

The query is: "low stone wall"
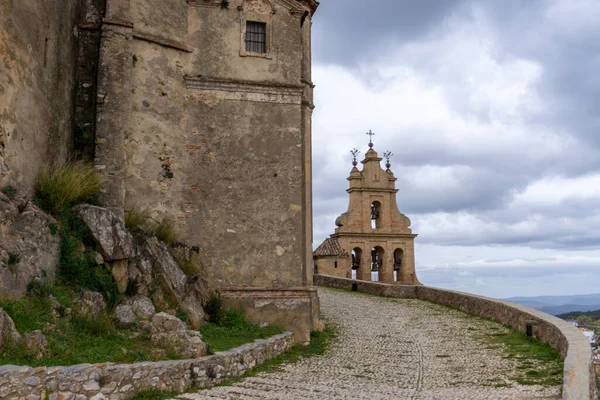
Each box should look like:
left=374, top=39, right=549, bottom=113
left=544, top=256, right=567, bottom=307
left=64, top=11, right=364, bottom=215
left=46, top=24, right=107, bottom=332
left=314, top=274, right=596, bottom=400
left=0, top=332, right=294, bottom=399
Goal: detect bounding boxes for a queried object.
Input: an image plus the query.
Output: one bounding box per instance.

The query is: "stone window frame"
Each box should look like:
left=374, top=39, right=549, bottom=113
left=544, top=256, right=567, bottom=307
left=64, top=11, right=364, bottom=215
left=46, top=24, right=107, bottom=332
left=239, top=0, right=275, bottom=59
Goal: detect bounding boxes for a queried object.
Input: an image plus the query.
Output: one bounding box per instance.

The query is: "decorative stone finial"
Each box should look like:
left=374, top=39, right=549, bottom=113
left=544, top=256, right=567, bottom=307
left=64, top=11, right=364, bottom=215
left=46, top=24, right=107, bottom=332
left=383, top=151, right=393, bottom=170
left=350, top=148, right=360, bottom=167
left=366, top=130, right=375, bottom=148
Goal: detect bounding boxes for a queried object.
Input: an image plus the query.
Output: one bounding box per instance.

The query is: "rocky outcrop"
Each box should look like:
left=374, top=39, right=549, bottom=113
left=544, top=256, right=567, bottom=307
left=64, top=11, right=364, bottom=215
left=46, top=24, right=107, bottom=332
left=0, top=199, right=212, bottom=333
left=0, top=308, right=21, bottom=350
left=21, top=330, right=48, bottom=360
left=0, top=193, right=60, bottom=299
left=125, top=295, right=155, bottom=319
left=115, top=304, right=136, bottom=327
left=130, top=237, right=205, bottom=328
left=74, top=204, right=133, bottom=261
left=72, top=204, right=209, bottom=326
left=108, top=259, right=129, bottom=294
left=149, top=312, right=207, bottom=359
left=74, top=291, right=106, bottom=318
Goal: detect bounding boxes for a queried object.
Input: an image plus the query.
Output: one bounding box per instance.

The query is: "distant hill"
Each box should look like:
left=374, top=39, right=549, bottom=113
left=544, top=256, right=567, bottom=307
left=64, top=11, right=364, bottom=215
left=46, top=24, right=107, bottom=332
left=557, top=309, right=600, bottom=320
left=503, top=293, right=600, bottom=316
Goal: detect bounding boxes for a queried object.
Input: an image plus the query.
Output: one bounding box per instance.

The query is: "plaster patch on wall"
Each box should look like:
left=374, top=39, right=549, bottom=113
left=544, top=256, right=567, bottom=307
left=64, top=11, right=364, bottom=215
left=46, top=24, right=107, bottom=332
left=275, top=245, right=285, bottom=256
left=254, top=299, right=308, bottom=309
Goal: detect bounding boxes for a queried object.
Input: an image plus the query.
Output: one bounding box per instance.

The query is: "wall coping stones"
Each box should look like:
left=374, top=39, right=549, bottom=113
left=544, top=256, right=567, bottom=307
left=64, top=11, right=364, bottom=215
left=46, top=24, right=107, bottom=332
left=314, top=274, right=596, bottom=400
left=0, top=332, right=294, bottom=399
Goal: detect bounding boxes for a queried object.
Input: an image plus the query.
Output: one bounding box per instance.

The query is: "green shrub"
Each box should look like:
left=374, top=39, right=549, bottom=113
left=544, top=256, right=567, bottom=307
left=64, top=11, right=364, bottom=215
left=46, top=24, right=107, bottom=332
left=205, top=293, right=223, bottom=325
left=176, top=308, right=189, bottom=325
left=56, top=210, right=120, bottom=308
left=149, top=217, right=178, bottom=246
left=26, top=279, right=54, bottom=298
left=34, top=162, right=101, bottom=215
left=1, top=184, right=17, bottom=199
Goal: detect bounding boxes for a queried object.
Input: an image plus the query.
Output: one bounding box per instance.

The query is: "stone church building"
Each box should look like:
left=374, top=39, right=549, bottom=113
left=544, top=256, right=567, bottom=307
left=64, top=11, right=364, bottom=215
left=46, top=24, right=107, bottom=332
left=95, top=0, right=320, bottom=341
left=1, top=0, right=319, bottom=341
left=314, top=142, right=421, bottom=285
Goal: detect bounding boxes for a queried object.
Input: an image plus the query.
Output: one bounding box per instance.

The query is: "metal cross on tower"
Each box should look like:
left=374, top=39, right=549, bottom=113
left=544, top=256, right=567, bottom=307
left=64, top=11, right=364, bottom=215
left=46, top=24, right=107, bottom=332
left=383, top=151, right=393, bottom=169
left=366, top=130, right=375, bottom=148
left=350, top=148, right=360, bottom=167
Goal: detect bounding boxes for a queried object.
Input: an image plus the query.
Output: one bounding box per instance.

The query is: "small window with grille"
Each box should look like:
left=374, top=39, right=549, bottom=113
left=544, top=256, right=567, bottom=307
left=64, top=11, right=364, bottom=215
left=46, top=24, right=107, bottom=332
left=246, top=21, right=267, bottom=53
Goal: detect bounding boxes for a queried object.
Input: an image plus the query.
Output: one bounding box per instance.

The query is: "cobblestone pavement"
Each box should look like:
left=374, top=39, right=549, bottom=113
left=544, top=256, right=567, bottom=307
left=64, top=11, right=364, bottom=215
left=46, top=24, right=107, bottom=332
left=180, top=287, right=561, bottom=400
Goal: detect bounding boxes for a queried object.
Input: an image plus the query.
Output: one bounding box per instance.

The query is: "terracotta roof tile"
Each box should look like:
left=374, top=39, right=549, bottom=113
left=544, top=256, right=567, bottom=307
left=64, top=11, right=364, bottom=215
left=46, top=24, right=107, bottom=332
left=313, top=237, right=347, bottom=257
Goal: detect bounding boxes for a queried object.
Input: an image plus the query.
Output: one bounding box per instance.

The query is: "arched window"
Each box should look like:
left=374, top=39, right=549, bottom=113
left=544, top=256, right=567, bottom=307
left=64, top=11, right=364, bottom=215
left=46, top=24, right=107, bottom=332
left=371, top=201, right=382, bottom=229
left=351, top=248, right=362, bottom=281
left=351, top=248, right=362, bottom=270
left=371, top=246, right=384, bottom=281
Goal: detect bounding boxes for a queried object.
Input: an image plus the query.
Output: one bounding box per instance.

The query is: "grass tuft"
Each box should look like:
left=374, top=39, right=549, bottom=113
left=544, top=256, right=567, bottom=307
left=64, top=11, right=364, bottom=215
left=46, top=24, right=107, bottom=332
left=34, top=162, right=101, bottom=215
left=125, top=207, right=151, bottom=232
left=149, top=217, right=178, bottom=246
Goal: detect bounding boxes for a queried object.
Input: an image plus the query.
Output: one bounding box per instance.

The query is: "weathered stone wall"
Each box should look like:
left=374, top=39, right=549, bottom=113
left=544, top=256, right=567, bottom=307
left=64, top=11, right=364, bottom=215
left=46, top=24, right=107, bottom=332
left=0, top=332, right=294, bottom=399
left=0, top=0, right=81, bottom=194
left=314, top=254, right=351, bottom=278
left=314, top=274, right=597, bottom=400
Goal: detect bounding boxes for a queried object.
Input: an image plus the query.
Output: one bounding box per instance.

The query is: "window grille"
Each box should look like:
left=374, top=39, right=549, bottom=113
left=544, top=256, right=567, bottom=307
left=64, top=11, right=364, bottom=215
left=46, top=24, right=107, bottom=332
left=246, top=21, right=267, bottom=53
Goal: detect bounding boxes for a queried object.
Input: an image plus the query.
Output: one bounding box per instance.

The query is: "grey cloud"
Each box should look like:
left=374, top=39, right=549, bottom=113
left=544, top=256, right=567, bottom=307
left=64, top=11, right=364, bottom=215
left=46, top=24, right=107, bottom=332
left=312, top=0, right=469, bottom=66
left=310, top=1, right=600, bottom=296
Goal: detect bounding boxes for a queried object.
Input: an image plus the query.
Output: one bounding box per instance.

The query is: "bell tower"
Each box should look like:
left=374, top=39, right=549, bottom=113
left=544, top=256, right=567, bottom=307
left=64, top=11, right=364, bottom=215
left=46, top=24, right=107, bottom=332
left=314, top=133, right=420, bottom=285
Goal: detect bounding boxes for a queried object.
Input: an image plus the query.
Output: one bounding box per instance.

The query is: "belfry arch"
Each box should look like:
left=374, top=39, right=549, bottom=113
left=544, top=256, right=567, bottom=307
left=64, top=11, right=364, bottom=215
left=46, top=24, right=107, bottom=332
left=393, top=248, right=404, bottom=282
left=313, top=138, right=421, bottom=285
left=371, top=201, right=382, bottom=229
left=371, top=246, right=384, bottom=281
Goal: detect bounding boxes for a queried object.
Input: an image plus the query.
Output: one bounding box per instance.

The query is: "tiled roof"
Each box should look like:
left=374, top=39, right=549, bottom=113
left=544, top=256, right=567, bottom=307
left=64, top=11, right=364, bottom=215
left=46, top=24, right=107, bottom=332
left=313, top=238, right=346, bottom=257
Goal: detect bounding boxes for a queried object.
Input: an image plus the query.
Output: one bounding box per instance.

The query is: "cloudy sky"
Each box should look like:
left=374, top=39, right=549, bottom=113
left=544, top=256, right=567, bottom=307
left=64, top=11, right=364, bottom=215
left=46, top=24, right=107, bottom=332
left=310, top=0, right=600, bottom=298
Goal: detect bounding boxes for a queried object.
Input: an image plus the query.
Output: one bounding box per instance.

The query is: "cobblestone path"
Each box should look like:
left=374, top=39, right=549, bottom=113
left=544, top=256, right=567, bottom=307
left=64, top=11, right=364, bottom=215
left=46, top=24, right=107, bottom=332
left=181, top=287, right=561, bottom=400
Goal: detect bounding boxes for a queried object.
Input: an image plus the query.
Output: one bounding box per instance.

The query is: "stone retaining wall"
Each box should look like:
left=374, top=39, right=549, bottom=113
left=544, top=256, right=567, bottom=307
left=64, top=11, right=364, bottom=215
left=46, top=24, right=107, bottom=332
left=314, top=274, right=596, bottom=400
left=0, top=332, right=294, bottom=399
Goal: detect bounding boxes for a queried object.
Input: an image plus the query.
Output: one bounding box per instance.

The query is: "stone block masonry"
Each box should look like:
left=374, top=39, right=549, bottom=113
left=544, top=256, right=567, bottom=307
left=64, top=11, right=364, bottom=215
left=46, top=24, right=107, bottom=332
left=0, top=332, right=294, bottom=399
left=314, top=274, right=597, bottom=400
